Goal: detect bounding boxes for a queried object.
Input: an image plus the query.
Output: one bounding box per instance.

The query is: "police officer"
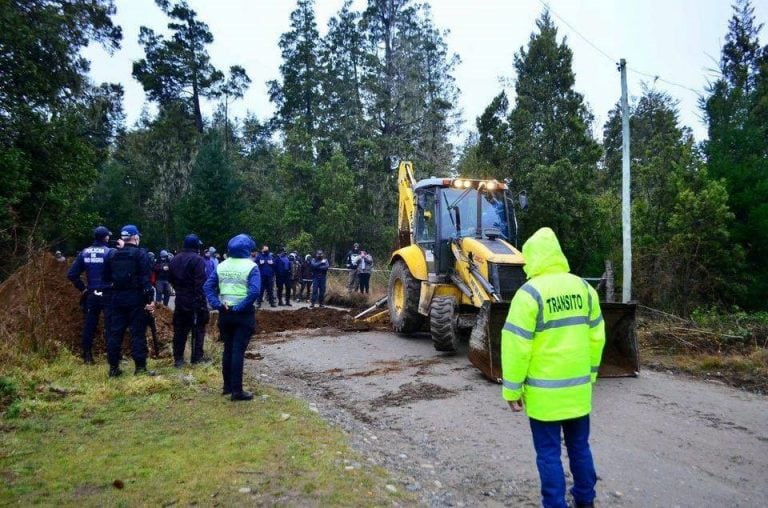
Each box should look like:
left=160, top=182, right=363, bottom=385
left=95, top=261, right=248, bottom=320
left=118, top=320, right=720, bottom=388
left=204, top=234, right=261, bottom=401
left=67, top=226, right=113, bottom=364
left=103, top=224, right=155, bottom=377
left=309, top=250, right=329, bottom=308
left=169, top=234, right=209, bottom=367
left=501, top=227, right=605, bottom=508
left=153, top=250, right=173, bottom=306
left=275, top=248, right=292, bottom=306
left=255, top=245, right=276, bottom=308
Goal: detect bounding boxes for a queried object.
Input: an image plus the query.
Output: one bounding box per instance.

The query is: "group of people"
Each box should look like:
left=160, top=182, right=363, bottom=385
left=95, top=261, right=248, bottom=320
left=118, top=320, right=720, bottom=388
left=251, top=246, right=329, bottom=308
left=343, top=243, right=374, bottom=294
left=65, top=225, right=360, bottom=401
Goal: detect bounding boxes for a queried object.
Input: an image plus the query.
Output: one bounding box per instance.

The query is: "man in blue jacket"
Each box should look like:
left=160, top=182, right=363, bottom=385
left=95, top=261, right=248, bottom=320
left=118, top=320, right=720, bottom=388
left=255, top=245, right=276, bottom=308
left=275, top=248, right=293, bottom=306
left=310, top=250, right=330, bottom=308
left=204, top=234, right=261, bottom=402
left=67, top=226, right=113, bottom=364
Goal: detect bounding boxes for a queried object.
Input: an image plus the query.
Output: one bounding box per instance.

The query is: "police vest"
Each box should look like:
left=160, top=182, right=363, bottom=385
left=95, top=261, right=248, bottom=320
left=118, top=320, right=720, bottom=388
left=216, top=258, right=256, bottom=307
left=500, top=272, right=605, bottom=421
left=82, top=244, right=111, bottom=289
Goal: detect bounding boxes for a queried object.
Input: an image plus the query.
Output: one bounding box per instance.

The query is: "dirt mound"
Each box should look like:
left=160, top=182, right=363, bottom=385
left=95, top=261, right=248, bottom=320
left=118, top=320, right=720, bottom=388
left=0, top=255, right=86, bottom=356
left=0, top=255, right=379, bottom=359
left=369, top=381, right=457, bottom=408
left=256, top=307, right=365, bottom=333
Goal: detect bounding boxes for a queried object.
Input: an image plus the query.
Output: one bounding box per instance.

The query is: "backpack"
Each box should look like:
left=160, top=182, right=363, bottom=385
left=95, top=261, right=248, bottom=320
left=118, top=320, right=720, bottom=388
left=110, top=248, right=140, bottom=289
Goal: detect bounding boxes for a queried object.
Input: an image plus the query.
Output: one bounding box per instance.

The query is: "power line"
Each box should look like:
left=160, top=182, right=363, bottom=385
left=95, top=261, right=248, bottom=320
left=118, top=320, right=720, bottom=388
left=537, top=0, right=616, bottom=65
left=536, top=0, right=702, bottom=96
left=625, top=66, right=703, bottom=96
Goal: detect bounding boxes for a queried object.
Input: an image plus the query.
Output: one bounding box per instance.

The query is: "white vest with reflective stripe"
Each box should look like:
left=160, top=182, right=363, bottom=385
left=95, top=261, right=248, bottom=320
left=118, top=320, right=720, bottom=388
left=216, top=258, right=256, bottom=307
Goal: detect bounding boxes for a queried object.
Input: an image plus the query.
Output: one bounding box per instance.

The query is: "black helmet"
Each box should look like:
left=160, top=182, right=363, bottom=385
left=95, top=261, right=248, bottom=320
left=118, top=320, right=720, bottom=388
left=94, top=226, right=111, bottom=240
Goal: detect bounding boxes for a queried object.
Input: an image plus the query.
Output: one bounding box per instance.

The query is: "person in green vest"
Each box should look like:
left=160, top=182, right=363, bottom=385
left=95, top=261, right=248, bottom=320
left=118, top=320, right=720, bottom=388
left=501, top=227, right=606, bottom=508
left=204, top=234, right=261, bottom=402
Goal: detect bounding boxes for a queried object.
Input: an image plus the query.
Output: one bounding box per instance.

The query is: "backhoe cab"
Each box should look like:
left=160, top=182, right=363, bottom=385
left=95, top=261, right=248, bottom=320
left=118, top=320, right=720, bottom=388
left=387, top=160, right=638, bottom=381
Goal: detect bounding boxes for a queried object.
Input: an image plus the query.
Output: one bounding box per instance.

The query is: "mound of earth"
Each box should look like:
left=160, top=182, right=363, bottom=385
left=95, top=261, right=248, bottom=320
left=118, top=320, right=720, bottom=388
left=0, top=254, right=375, bottom=358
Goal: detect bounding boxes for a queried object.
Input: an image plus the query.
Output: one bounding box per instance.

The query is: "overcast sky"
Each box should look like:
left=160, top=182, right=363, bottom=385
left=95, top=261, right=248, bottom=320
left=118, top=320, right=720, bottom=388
left=83, top=0, right=768, bottom=144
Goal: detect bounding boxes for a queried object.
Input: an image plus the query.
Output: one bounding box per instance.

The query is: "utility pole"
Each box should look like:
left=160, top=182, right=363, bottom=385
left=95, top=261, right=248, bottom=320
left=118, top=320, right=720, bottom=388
left=619, top=58, right=632, bottom=303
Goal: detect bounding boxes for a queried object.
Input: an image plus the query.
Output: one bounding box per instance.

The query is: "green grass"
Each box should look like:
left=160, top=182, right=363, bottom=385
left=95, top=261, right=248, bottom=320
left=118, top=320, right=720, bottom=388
left=0, top=351, right=407, bottom=506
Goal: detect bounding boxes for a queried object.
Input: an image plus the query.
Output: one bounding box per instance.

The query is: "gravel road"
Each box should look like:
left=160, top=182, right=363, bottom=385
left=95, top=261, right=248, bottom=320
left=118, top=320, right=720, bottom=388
left=245, top=323, right=768, bottom=507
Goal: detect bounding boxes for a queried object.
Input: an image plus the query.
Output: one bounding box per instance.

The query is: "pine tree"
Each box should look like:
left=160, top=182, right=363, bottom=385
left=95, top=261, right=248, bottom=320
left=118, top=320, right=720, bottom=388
left=133, top=0, right=230, bottom=133
left=268, top=0, right=322, bottom=142
left=475, top=10, right=603, bottom=272
left=702, top=0, right=768, bottom=304
left=507, top=11, right=601, bottom=178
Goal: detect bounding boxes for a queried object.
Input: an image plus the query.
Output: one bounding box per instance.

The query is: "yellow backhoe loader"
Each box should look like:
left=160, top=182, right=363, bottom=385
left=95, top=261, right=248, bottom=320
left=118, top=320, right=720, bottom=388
left=382, top=160, right=638, bottom=381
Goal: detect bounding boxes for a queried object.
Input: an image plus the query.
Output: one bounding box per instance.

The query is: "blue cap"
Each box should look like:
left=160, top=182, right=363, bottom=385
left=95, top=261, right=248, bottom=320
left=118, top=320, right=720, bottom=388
left=93, top=226, right=111, bottom=240
left=183, top=234, right=202, bottom=249
left=120, top=224, right=141, bottom=237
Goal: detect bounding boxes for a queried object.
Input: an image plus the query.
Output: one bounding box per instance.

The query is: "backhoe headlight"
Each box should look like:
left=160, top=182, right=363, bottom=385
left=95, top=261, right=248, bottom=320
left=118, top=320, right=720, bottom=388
left=463, top=180, right=472, bottom=188
left=486, top=181, right=498, bottom=191
left=453, top=179, right=463, bottom=188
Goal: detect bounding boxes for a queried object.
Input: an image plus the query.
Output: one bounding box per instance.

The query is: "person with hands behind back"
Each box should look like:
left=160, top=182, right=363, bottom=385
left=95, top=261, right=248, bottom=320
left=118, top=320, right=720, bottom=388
left=204, top=234, right=261, bottom=402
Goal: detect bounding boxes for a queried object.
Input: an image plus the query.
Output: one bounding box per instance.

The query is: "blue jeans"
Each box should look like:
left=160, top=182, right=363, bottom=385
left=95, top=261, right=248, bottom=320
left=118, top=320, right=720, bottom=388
left=311, top=277, right=326, bottom=304
left=529, top=415, right=597, bottom=508
left=219, top=311, right=255, bottom=394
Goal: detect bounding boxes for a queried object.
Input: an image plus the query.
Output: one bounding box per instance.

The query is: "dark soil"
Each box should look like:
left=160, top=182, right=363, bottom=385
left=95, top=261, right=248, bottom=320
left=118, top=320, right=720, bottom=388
left=369, top=381, right=457, bottom=408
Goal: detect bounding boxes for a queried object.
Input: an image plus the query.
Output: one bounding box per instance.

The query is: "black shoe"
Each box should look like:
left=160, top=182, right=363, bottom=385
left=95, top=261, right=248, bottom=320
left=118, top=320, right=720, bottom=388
left=82, top=351, right=94, bottom=365
left=575, top=503, right=594, bottom=508
left=191, top=357, right=212, bottom=365
left=231, top=391, right=254, bottom=401
left=277, top=301, right=284, bottom=306
left=174, top=359, right=185, bottom=369
left=134, top=367, right=157, bottom=376
left=222, top=389, right=232, bottom=396
left=270, top=303, right=277, bottom=308
left=309, top=303, right=315, bottom=308
left=285, top=302, right=292, bottom=307
left=108, top=366, right=122, bottom=378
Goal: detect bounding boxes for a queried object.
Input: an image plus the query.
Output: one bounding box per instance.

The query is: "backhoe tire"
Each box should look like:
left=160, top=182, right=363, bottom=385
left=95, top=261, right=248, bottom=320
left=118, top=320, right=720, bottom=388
left=430, top=296, right=460, bottom=353
left=388, top=260, right=424, bottom=334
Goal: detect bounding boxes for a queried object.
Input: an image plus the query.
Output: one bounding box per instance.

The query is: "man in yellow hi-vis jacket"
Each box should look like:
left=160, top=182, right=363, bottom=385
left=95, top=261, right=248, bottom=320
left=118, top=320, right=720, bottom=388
left=501, top=227, right=605, bottom=508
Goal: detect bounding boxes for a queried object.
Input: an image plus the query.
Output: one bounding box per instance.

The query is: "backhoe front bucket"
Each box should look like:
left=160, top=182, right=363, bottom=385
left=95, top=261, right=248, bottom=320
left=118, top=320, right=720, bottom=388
left=468, top=302, right=509, bottom=381
left=468, top=301, right=639, bottom=382
left=597, top=302, right=639, bottom=377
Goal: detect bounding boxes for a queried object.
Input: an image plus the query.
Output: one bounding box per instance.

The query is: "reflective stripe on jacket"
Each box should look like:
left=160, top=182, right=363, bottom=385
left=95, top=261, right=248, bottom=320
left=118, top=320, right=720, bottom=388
left=501, top=227, right=606, bottom=422
left=217, top=258, right=257, bottom=307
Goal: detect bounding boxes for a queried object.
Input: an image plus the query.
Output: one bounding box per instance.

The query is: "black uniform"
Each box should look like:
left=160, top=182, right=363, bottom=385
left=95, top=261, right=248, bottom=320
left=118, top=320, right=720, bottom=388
left=103, top=243, right=153, bottom=374
left=169, top=248, right=209, bottom=365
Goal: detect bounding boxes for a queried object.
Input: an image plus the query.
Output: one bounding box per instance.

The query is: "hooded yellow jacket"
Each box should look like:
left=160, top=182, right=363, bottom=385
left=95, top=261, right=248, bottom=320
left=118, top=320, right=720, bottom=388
left=501, top=227, right=605, bottom=421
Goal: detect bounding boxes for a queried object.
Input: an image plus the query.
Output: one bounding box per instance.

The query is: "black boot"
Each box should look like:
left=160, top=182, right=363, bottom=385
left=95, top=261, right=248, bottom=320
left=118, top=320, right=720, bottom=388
left=82, top=350, right=94, bottom=365
left=174, top=359, right=185, bottom=369
left=108, top=366, right=122, bottom=378
left=231, top=390, right=254, bottom=402
left=134, top=366, right=157, bottom=376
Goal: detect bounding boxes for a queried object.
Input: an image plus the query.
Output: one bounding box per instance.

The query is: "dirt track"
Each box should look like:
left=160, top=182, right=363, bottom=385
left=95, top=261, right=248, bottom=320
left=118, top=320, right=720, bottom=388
left=247, top=308, right=768, bottom=507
